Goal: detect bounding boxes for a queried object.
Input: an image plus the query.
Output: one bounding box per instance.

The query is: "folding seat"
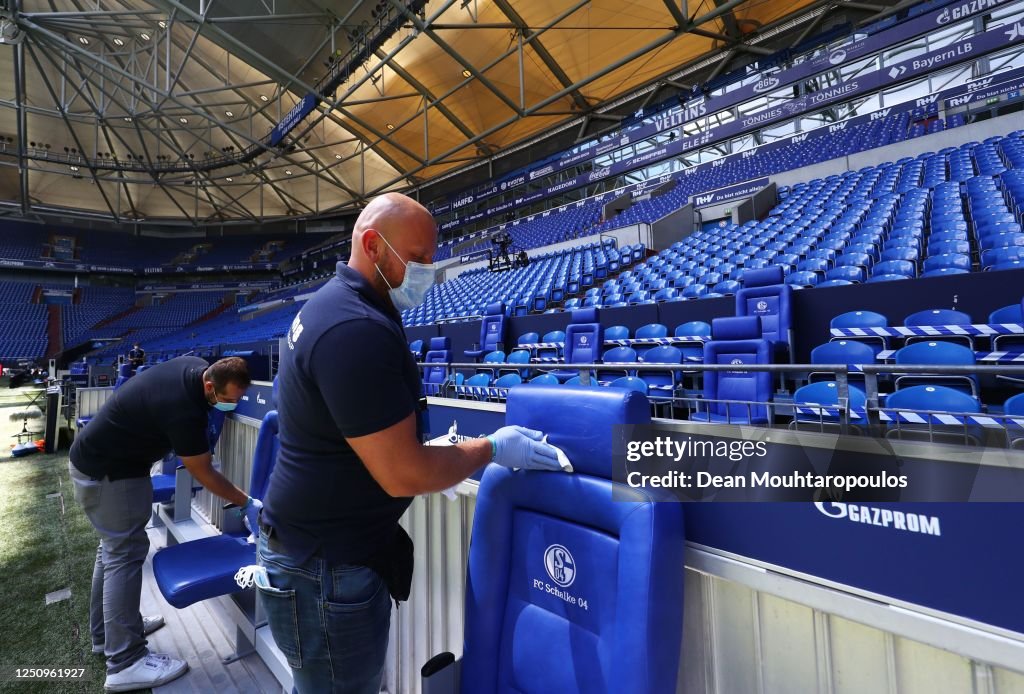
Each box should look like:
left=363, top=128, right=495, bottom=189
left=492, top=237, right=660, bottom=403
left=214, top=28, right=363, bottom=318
left=596, top=346, right=637, bottom=384
left=980, top=246, right=1023, bottom=270
left=457, top=373, right=494, bottom=400
left=627, top=290, right=652, bottom=305
left=528, top=373, right=560, bottom=385
left=893, top=341, right=978, bottom=396
left=465, top=302, right=507, bottom=361
left=517, top=332, right=540, bottom=347
left=633, top=323, right=668, bottom=359
left=872, top=260, right=916, bottom=278
left=607, top=376, right=649, bottom=394
left=790, top=381, right=868, bottom=434
left=153, top=408, right=279, bottom=610
left=904, top=308, right=974, bottom=348
left=653, top=287, right=680, bottom=303
left=673, top=321, right=711, bottom=362
left=681, top=284, right=708, bottom=300
left=786, top=271, right=819, bottom=288
left=712, top=279, right=741, bottom=295
left=409, top=339, right=424, bottom=361
left=689, top=316, right=772, bottom=426
left=866, top=273, right=911, bottom=284
left=923, top=254, right=971, bottom=273
left=883, top=385, right=983, bottom=446
left=535, top=330, right=565, bottom=362
left=825, top=266, right=864, bottom=283
left=809, top=339, right=877, bottom=383
left=604, top=325, right=630, bottom=341
left=928, top=240, right=971, bottom=256
left=835, top=252, right=872, bottom=271
left=1005, top=393, right=1024, bottom=449
left=487, top=373, right=522, bottom=402
left=500, top=349, right=533, bottom=380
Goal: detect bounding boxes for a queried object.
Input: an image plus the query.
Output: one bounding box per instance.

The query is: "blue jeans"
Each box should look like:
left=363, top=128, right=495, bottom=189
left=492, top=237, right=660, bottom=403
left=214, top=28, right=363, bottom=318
left=257, top=530, right=391, bottom=694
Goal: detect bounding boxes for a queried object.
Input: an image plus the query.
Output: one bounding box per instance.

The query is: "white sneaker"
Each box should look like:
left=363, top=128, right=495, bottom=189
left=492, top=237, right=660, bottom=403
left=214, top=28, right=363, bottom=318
left=92, top=615, right=166, bottom=654
left=104, top=653, right=188, bottom=691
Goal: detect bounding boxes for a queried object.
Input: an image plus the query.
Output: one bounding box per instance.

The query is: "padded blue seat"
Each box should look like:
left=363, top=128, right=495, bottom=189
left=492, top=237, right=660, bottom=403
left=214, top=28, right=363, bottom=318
left=153, top=409, right=279, bottom=609
left=465, top=302, right=507, bottom=361
left=735, top=267, right=792, bottom=360
left=423, top=337, right=452, bottom=396
left=690, top=316, right=772, bottom=426
left=552, top=308, right=604, bottom=381
left=423, top=385, right=683, bottom=694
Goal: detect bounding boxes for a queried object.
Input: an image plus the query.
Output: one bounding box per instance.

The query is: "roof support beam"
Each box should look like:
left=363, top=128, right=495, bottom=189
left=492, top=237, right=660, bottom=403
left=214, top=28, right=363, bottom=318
left=25, top=41, right=125, bottom=221
left=489, top=0, right=591, bottom=112
left=362, top=0, right=757, bottom=196
left=13, top=24, right=29, bottom=215
left=388, top=0, right=525, bottom=117
left=372, top=49, right=477, bottom=141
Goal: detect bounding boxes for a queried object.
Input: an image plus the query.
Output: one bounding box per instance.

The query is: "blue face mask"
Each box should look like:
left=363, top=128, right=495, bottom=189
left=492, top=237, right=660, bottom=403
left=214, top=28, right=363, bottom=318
left=213, top=401, right=237, bottom=412
left=375, top=234, right=435, bottom=312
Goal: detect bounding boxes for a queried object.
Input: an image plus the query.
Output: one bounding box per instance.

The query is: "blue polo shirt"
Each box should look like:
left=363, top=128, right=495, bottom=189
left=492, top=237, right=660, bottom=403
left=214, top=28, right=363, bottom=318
left=262, top=262, right=421, bottom=565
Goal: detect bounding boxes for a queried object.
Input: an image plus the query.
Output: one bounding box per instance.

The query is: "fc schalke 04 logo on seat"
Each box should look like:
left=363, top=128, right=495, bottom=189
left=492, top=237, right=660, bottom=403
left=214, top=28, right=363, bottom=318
left=756, top=300, right=769, bottom=311
left=544, top=544, right=576, bottom=588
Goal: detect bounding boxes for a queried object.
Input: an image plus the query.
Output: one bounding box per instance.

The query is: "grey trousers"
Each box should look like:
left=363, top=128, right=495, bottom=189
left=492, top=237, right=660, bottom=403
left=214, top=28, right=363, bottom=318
left=68, top=461, right=152, bottom=674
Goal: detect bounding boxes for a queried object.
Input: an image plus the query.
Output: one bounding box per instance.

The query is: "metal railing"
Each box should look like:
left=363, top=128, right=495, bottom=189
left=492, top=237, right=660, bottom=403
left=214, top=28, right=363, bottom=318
left=418, top=361, right=1024, bottom=444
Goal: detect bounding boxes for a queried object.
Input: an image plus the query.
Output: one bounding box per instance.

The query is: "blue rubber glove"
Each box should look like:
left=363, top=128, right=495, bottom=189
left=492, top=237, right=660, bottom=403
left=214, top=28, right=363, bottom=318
left=487, top=426, right=562, bottom=471
left=242, top=497, right=263, bottom=537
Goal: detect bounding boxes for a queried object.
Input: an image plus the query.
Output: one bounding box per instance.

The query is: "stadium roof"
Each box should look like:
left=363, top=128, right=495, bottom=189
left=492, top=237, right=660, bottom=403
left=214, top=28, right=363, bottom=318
left=0, top=0, right=870, bottom=225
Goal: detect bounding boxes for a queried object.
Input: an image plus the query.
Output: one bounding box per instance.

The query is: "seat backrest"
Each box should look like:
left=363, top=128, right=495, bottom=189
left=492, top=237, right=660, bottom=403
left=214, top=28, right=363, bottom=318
left=904, top=309, right=971, bottom=326
left=517, top=332, right=540, bottom=346
left=674, top=320, right=711, bottom=338
left=565, top=312, right=603, bottom=365
left=424, top=337, right=452, bottom=385
left=604, top=325, right=630, bottom=340
left=465, top=373, right=492, bottom=387
left=542, top=330, right=566, bottom=343
left=478, top=308, right=507, bottom=353
left=461, top=386, right=683, bottom=694
left=601, top=346, right=637, bottom=363
left=989, top=304, right=1024, bottom=323
left=113, top=363, right=133, bottom=389
left=529, top=373, right=559, bottom=385
left=703, top=332, right=772, bottom=420
left=248, top=410, right=280, bottom=502
left=608, top=376, right=648, bottom=393
left=811, top=340, right=876, bottom=365
left=1005, top=392, right=1024, bottom=415
left=635, top=323, right=668, bottom=340
left=831, top=310, right=887, bottom=329
left=885, top=385, right=980, bottom=414
left=735, top=280, right=792, bottom=348
left=895, top=341, right=975, bottom=366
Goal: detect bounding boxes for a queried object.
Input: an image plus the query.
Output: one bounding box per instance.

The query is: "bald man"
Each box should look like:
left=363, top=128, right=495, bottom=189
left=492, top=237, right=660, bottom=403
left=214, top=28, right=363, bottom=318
left=259, top=193, right=561, bottom=693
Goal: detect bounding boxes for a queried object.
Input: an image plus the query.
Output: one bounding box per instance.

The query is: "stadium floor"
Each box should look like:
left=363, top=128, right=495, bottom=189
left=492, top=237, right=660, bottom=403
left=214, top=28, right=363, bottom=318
left=0, top=399, right=277, bottom=694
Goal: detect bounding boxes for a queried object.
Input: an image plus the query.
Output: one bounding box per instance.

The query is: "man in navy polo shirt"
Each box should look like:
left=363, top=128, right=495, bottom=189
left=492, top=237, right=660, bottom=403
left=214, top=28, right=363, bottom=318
left=260, top=193, right=562, bottom=693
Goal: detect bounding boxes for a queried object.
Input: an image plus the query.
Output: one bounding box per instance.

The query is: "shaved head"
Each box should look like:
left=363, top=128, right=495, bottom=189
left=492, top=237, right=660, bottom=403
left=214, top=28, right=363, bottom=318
left=349, top=193, right=438, bottom=309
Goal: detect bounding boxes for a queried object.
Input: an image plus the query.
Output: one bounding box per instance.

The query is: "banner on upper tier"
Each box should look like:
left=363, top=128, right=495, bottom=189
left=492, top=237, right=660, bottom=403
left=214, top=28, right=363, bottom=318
left=430, top=0, right=1021, bottom=217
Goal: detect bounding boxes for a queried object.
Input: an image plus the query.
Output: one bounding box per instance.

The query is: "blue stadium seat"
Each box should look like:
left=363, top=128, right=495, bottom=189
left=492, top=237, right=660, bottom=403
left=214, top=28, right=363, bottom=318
left=607, top=376, right=649, bottom=394
left=604, top=325, right=630, bottom=341
left=426, top=385, right=683, bottom=694
left=153, top=409, right=279, bottom=609
left=1005, top=393, right=1024, bottom=449
left=690, top=317, right=771, bottom=426
left=790, top=381, right=867, bottom=434
left=553, top=308, right=604, bottom=381
left=597, top=346, right=637, bottom=384
left=735, top=267, right=792, bottom=359
left=810, top=340, right=877, bottom=380
left=517, top=332, right=540, bottom=347
left=465, top=302, right=507, bottom=361
left=884, top=385, right=983, bottom=446
left=409, top=339, right=424, bottom=360
left=893, top=341, right=978, bottom=397
left=113, top=363, right=133, bottom=389
left=423, top=337, right=452, bottom=396
left=904, top=308, right=973, bottom=348
left=528, top=373, right=559, bottom=385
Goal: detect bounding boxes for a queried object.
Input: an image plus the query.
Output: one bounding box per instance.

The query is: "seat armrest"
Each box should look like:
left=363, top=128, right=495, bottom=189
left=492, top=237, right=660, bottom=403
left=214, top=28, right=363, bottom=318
left=421, top=652, right=460, bottom=694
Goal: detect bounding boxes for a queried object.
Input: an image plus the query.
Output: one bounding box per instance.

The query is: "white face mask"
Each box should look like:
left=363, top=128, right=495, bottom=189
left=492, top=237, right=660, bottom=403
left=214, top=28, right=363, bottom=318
left=375, top=233, right=435, bottom=311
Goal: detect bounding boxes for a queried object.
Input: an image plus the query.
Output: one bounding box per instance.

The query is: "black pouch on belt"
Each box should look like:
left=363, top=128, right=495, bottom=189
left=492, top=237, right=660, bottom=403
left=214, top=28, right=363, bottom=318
left=367, top=525, right=414, bottom=604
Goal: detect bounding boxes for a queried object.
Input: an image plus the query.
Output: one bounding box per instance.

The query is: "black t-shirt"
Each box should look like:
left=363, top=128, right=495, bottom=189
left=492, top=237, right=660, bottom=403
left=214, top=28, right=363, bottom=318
left=128, top=347, right=145, bottom=365
left=262, top=262, right=422, bottom=565
left=70, top=356, right=211, bottom=481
